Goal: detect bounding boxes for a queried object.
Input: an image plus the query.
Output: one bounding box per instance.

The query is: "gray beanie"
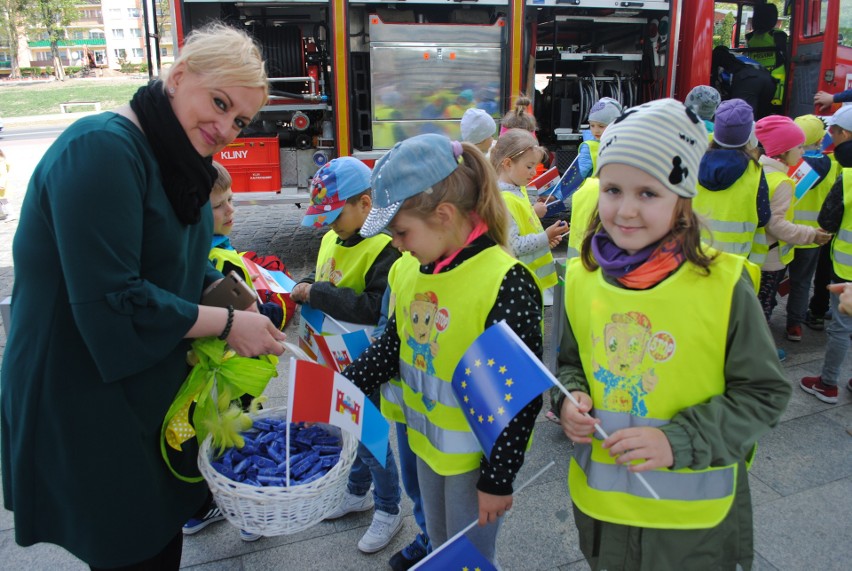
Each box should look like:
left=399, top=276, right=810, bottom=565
left=684, top=85, right=721, bottom=121
left=460, top=108, right=497, bottom=145
left=596, top=98, right=708, bottom=198
left=587, top=97, right=623, bottom=126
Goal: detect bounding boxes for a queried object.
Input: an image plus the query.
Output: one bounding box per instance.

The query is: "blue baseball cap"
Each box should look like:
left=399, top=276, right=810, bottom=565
left=360, top=134, right=461, bottom=238
left=302, top=157, right=372, bottom=228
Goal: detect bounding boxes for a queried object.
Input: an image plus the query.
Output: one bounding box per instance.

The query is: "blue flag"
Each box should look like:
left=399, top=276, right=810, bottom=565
left=451, top=321, right=554, bottom=457
left=413, top=534, right=497, bottom=571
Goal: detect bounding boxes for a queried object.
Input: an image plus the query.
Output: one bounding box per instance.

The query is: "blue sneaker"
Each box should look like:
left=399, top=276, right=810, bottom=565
left=239, top=529, right=262, bottom=542
left=183, top=506, right=225, bottom=535
left=389, top=533, right=429, bottom=570
left=777, top=348, right=787, bottom=362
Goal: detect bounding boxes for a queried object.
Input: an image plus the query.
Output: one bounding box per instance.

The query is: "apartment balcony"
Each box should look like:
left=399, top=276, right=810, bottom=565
left=28, top=38, right=107, bottom=48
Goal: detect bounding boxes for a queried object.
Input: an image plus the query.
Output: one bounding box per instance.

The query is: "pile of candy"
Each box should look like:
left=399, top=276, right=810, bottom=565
left=211, top=419, right=342, bottom=487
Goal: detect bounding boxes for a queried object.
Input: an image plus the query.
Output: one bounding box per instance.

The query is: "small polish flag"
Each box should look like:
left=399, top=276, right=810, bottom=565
left=287, top=359, right=390, bottom=466
left=313, top=329, right=372, bottom=373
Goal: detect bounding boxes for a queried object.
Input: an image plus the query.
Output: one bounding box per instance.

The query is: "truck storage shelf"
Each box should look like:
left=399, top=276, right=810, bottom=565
left=560, top=52, right=642, bottom=61
left=261, top=102, right=329, bottom=112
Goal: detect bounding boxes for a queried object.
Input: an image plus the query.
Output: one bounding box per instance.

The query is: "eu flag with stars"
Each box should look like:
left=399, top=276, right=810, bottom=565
left=411, top=534, right=496, bottom=571
left=451, top=321, right=554, bottom=458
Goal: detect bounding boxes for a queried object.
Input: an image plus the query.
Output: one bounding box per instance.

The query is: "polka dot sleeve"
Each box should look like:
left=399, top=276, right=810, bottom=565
left=342, top=314, right=402, bottom=396
left=477, top=264, right=544, bottom=496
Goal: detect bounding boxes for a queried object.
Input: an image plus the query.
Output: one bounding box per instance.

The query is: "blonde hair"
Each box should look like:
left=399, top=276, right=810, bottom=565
left=501, top=95, right=537, bottom=132
left=211, top=161, right=232, bottom=195
left=580, top=198, right=716, bottom=274
left=163, top=23, right=268, bottom=99
left=399, top=142, right=509, bottom=247
left=490, top=128, right=541, bottom=174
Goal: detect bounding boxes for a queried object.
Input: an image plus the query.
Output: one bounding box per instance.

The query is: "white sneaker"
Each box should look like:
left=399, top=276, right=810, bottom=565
left=239, top=529, right=262, bottom=542
left=357, top=509, right=403, bottom=553
left=325, top=492, right=374, bottom=520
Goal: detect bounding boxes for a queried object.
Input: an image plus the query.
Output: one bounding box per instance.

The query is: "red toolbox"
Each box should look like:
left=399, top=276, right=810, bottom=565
left=216, top=137, right=281, bottom=193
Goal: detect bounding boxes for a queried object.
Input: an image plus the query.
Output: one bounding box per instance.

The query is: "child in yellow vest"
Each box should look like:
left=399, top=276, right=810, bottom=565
left=553, top=99, right=790, bottom=569
left=577, top=97, right=622, bottom=181
left=800, top=105, right=852, bottom=403
left=491, top=128, right=566, bottom=290
left=343, top=134, right=543, bottom=566
left=291, top=157, right=405, bottom=556
left=754, top=116, right=832, bottom=330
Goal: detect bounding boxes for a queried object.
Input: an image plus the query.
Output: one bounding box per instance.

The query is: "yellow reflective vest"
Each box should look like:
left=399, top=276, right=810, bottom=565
left=793, top=155, right=839, bottom=250
left=315, top=230, right=392, bottom=292
left=502, top=187, right=558, bottom=288
left=831, top=169, right=852, bottom=281
left=564, top=250, right=747, bottom=529
left=580, top=139, right=600, bottom=176
left=390, top=246, right=517, bottom=475
left=746, top=30, right=786, bottom=105
left=695, top=161, right=763, bottom=259
left=567, top=178, right=599, bottom=259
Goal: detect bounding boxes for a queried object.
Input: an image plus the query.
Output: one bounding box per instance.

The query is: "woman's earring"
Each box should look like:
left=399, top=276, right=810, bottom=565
left=168, top=87, right=175, bottom=95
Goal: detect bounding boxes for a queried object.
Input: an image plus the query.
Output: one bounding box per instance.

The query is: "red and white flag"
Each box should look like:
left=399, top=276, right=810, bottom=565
left=287, top=359, right=390, bottom=466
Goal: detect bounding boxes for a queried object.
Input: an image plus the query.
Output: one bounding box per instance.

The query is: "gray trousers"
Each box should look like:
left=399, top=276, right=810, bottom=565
left=415, top=456, right=503, bottom=564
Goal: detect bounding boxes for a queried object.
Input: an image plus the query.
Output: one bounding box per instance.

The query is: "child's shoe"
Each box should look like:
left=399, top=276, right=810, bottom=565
left=325, top=491, right=374, bottom=520
left=389, top=533, right=429, bottom=570
left=799, top=376, right=838, bottom=404
left=182, top=506, right=225, bottom=535
left=357, top=509, right=403, bottom=553
left=777, top=348, right=786, bottom=362
left=786, top=324, right=803, bottom=341
left=804, top=310, right=825, bottom=331
left=239, top=529, right=262, bottom=542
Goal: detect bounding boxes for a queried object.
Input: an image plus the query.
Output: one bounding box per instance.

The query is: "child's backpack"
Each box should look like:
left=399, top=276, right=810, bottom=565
left=242, top=251, right=297, bottom=329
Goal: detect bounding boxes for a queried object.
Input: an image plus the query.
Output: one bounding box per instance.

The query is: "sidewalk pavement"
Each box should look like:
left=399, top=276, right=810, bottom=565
left=0, top=151, right=850, bottom=570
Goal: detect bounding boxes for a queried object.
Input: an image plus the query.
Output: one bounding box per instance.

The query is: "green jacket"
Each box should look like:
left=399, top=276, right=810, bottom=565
left=1, top=114, right=219, bottom=567
left=552, top=268, right=790, bottom=570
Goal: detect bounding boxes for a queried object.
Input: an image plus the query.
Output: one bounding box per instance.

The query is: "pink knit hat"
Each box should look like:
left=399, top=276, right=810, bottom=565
left=755, top=115, right=806, bottom=158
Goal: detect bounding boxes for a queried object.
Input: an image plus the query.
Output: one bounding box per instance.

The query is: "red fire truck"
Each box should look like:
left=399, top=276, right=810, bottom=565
left=168, top=0, right=852, bottom=203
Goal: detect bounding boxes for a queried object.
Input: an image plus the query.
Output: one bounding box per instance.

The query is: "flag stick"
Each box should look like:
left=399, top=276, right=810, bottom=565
left=409, top=461, right=555, bottom=570
left=285, top=357, right=297, bottom=487
left=550, top=383, right=660, bottom=500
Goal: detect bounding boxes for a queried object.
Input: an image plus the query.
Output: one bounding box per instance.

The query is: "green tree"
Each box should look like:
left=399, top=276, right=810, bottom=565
left=714, top=12, right=736, bottom=48
left=0, top=0, right=25, bottom=78
left=23, top=0, right=79, bottom=81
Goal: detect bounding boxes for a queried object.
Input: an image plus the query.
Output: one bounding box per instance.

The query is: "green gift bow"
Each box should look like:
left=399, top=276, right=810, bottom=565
left=160, top=337, right=278, bottom=482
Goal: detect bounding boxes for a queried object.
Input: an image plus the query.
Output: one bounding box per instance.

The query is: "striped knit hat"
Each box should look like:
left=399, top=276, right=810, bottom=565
left=595, top=98, right=708, bottom=198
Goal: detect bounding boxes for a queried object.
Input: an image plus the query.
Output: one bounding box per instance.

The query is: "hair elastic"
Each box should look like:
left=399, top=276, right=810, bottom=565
left=451, top=140, right=464, bottom=163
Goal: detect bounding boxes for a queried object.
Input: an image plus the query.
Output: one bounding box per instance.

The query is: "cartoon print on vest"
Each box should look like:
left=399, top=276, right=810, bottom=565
left=591, top=311, right=662, bottom=417
left=402, top=291, right=449, bottom=411
left=318, top=257, right=343, bottom=285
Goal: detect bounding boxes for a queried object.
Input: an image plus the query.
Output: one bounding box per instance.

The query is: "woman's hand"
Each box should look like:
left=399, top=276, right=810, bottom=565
left=559, top=391, right=598, bottom=444
left=226, top=310, right=286, bottom=357
left=602, top=427, right=673, bottom=472
left=828, top=282, right=852, bottom=315
left=477, top=491, right=513, bottom=526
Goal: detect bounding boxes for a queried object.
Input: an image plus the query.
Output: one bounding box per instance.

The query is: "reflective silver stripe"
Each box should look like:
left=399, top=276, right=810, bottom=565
left=381, top=381, right=404, bottom=408
left=595, top=409, right=667, bottom=430
left=795, top=211, right=819, bottom=222
left=402, top=406, right=482, bottom=454
left=399, top=361, right=459, bottom=409
left=834, top=250, right=852, bottom=265
left=780, top=242, right=795, bottom=258
left=566, top=246, right=580, bottom=259
left=706, top=239, right=751, bottom=255
left=707, top=219, right=756, bottom=233
left=534, top=263, right=556, bottom=280
left=573, top=443, right=735, bottom=501
left=748, top=251, right=766, bottom=264
left=837, top=229, right=852, bottom=242
left=753, top=232, right=768, bottom=245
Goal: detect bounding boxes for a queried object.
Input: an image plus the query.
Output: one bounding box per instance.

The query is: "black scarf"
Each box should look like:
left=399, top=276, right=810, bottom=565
left=130, top=81, right=217, bottom=225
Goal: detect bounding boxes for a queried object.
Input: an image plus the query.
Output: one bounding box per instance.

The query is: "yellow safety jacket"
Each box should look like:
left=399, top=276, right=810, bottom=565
left=502, top=187, right=558, bottom=288
left=747, top=30, right=786, bottom=105
left=831, top=169, right=852, bottom=281
left=390, top=246, right=517, bottom=475
left=316, top=230, right=392, bottom=292
left=794, top=156, right=839, bottom=250
left=580, top=139, right=600, bottom=176
left=694, top=161, right=762, bottom=258
left=380, top=253, right=413, bottom=425
left=765, top=171, right=797, bottom=265
left=567, top=178, right=599, bottom=259
left=564, top=250, right=747, bottom=529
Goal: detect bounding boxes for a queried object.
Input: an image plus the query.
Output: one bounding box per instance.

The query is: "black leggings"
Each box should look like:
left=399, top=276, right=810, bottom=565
left=89, top=532, right=182, bottom=571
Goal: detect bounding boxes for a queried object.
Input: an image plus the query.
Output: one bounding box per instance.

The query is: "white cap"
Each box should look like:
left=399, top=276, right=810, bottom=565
left=460, top=108, right=497, bottom=145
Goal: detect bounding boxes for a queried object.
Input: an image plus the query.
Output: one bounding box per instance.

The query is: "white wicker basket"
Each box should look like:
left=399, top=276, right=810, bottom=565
left=198, top=406, right=357, bottom=536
